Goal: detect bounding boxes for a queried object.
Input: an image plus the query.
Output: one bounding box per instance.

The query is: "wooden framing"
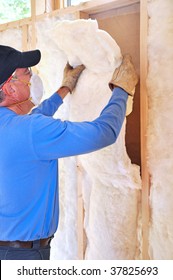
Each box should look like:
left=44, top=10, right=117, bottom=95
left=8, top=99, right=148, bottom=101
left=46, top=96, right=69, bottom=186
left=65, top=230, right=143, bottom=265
left=140, top=0, right=149, bottom=260
left=0, top=0, right=149, bottom=260
left=76, top=160, right=86, bottom=260
left=75, top=10, right=89, bottom=260
left=31, top=0, right=36, bottom=49
left=52, top=0, right=65, bottom=10
left=22, top=25, right=28, bottom=51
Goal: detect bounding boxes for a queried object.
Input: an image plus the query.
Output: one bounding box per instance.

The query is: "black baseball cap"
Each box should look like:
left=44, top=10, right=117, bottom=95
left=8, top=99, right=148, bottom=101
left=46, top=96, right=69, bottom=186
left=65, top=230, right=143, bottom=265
left=0, top=45, right=41, bottom=85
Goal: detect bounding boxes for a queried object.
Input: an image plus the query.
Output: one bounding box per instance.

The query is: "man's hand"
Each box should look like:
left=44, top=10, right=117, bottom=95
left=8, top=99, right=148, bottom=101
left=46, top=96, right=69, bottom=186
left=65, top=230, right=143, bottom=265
left=60, top=62, right=85, bottom=93
left=109, top=54, right=138, bottom=96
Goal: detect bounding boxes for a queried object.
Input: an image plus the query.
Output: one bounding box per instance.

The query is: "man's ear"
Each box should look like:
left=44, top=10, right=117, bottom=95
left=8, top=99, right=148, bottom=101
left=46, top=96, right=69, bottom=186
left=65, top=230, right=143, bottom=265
left=3, top=83, right=15, bottom=96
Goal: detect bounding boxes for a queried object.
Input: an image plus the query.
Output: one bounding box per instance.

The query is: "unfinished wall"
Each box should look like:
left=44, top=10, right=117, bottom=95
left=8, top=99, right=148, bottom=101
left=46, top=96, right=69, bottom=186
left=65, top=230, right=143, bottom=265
left=147, top=0, right=173, bottom=259
left=1, top=0, right=173, bottom=260
left=35, top=18, right=141, bottom=260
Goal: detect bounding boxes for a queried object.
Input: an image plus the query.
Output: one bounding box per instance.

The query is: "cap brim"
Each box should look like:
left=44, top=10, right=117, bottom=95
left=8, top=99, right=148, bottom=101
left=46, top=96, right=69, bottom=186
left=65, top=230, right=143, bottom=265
left=19, top=50, right=41, bottom=68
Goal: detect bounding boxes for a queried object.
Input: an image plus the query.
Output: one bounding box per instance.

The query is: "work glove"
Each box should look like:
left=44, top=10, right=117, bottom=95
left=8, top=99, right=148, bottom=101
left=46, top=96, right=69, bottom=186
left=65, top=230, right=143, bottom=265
left=61, top=62, right=85, bottom=93
left=109, top=54, right=138, bottom=96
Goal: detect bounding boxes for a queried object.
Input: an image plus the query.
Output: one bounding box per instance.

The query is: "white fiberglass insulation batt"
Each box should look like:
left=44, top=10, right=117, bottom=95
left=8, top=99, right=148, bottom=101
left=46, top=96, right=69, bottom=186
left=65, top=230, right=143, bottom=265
left=36, top=19, right=141, bottom=260
left=147, top=0, right=173, bottom=259
left=0, top=28, right=22, bottom=50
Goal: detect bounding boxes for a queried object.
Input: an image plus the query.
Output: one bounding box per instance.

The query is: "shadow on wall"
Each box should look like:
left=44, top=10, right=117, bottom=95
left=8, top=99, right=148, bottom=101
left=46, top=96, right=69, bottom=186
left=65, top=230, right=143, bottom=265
left=126, top=82, right=141, bottom=167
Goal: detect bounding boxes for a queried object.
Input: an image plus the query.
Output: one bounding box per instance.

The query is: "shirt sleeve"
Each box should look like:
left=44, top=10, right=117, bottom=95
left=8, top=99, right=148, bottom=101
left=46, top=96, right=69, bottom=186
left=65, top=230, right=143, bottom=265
left=31, top=88, right=128, bottom=160
left=31, top=93, right=63, bottom=116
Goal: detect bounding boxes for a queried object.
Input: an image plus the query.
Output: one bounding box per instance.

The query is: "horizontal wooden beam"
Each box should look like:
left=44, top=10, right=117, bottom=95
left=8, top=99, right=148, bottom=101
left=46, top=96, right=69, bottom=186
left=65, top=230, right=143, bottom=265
left=74, top=0, right=140, bottom=14
left=90, top=2, right=140, bottom=20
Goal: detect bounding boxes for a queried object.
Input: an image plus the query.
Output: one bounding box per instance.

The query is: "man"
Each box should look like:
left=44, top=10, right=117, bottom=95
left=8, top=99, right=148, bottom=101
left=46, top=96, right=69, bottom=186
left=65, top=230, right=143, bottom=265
left=0, top=45, right=138, bottom=260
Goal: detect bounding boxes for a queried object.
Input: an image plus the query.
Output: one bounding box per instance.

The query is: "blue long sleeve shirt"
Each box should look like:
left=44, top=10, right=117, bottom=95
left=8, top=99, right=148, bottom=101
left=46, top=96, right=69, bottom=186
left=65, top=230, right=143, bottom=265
left=31, top=93, right=63, bottom=116
left=0, top=88, right=128, bottom=241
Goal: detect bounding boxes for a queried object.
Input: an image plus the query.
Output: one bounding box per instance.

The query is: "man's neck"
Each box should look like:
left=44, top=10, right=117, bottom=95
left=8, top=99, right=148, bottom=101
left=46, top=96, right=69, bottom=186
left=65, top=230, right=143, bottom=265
left=7, top=100, right=34, bottom=115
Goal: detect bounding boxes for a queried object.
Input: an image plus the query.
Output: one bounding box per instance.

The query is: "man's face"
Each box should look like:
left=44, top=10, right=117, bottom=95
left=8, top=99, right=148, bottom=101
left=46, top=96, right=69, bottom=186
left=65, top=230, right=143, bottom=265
left=12, top=68, right=31, bottom=82
left=0, top=68, right=32, bottom=107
